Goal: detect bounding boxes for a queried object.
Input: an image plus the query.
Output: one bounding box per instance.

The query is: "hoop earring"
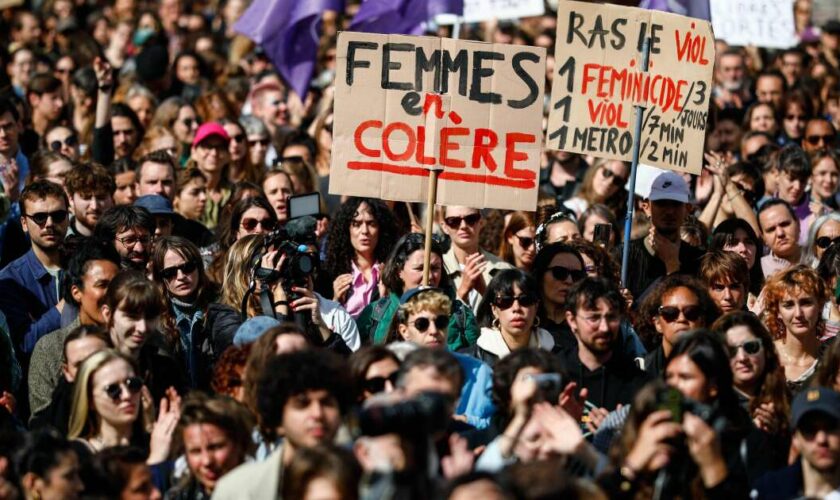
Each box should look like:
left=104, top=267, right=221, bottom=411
left=492, top=317, right=500, bottom=330
left=533, top=316, right=541, bottom=328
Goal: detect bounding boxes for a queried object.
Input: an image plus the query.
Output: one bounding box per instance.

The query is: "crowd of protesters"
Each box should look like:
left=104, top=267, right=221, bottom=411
left=1, top=0, right=840, bottom=499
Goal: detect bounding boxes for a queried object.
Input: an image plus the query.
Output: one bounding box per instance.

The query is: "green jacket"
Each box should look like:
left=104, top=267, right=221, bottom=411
left=356, top=292, right=480, bottom=351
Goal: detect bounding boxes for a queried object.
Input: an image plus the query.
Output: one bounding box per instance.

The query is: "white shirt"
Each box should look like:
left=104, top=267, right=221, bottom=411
left=316, top=292, right=361, bottom=351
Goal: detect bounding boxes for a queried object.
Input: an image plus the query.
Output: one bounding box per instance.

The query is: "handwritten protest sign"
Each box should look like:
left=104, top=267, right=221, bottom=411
left=464, top=0, right=545, bottom=23
left=330, top=32, right=546, bottom=211
left=710, top=0, right=797, bottom=49
left=546, top=1, right=714, bottom=175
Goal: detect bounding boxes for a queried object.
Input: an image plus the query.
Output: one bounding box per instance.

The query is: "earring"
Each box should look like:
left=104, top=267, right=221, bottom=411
left=492, top=317, right=500, bottom=330
left=775, top=318, right=786, bottom=339
left=533, top=316, right=541, bottom=328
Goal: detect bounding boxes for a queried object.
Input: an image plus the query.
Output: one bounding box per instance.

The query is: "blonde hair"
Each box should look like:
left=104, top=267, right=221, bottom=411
left=68, top=349, right=139, bottom=439
left=386, top=290, right=451, bottom=343
left=221, top=234, right=263, bottom=314
left=134, top=125, right=180, bottom=160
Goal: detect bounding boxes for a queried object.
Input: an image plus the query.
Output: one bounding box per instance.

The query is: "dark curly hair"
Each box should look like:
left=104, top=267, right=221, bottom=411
left=324, top=198, right=400, bottom=280
left=381, top=232, right=453, bottom=296
left=567, top=239, right=620, bottom=283
left=256, top=349, right=353, bottom=438
left=637, top=275, right=718, bottom=350
left=491, top=348, right=565, bottom=424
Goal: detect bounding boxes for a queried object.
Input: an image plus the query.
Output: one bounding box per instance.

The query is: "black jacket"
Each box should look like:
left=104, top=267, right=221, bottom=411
left=29, top=377, right=72, bottom=434
left=612, top=238, right=705, bottom=303
left=205, top=303, right=243, bottom=356
left=557, top=346, right=652, bottom=411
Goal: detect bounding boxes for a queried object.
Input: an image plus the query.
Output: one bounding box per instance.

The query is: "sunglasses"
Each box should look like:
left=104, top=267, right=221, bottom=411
left=816, top=235, right=840, bottom=249
left=182, top=118, right=199, bottom=128
left=248, top=138, right=270, bottom=147
left=230, top=133, right=245, bottom=143
left=548, top=265, right=586, bottom=282
left=24, top=209, right=68, bottom=226
left=515, top=234, right=535, bottom=249
left=601, top=167, right=627, bottom=187
left=785, top=114, right=806, bottom=121
left=444, top=213, right=481, bottom=228
left=410, top=315, right=448, bottom=332
left=494, top=293, right=538, bottom=309
left=732, top=182, right=757, bottom=205
left=161, top=261, right=198, bottom=280
left=241, top=217, right=275, bottom=231
left=49, top=135, right=78, bottom=152
left=806, top=134, right=835, bottom=146
left=363, top=372, right=399, bottom=394
left=727, top=339, right=762, bottom=358
left=658, top=305, right=702, bottom=322
left=103, top=376, right=144, bottom=402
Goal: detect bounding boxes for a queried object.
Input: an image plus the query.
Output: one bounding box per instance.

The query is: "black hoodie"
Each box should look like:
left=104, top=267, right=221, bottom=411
left=557, top=344, right=652, bottom=411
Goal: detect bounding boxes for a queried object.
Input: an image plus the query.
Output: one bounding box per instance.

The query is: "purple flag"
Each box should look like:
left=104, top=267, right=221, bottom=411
left=639, top=0, right=710, bottom=20
left=234, top=0, right=342, bottom=99
left=351, top=0, right=464, bottom=35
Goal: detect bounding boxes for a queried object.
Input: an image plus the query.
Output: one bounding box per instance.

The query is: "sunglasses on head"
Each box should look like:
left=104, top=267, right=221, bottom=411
left=161, top=261, right=198, bottom=280
left=806, top=134, right=836, bottom=147
left=727, top=339, right=762, bottom=358
left=24, top=209, right=68, bottom=226
left=494, top=293, right=538, bottom=310
left=410, top=315, right=448, bottom=332
left=444, top=213, right=481, bottom=228
left=103, top=376, right=144, bottom=402
left=816, top=235, right=840, bottom=249
left=601, top=167, right=627, bottom=187
left=548, top=265, right=586, bottom=282
left=515, top=234, right=535, bottom=249
left=241, top=217, right=275, bottom=231
left=658, top=305, right=701, bottom=322
left=363, top=372, right=398, bottom=394
left=49, top=135, right=77, bottom=152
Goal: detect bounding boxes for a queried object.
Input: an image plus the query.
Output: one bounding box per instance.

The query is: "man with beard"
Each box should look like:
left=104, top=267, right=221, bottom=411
left=713, top=48, right=750, bottom=109
left=93, top=206, right=155, bottom=271
left=758, top=199, right=801, bottom=278
left=752, top=387, right=840, bottom=498
left=613, top=171, right=704, bottom=300
left=560, top=278, right=650, bottom=424
left=65, top=163, right=114, bottom=238
left=0, top=181, right=69, bottom=353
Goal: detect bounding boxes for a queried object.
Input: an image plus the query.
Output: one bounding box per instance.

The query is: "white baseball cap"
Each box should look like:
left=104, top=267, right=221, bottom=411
left=648, top=171, right=690, bottom=204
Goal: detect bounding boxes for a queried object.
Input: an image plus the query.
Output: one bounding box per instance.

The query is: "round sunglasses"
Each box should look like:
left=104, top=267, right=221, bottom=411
left=409, top=315, right=448, bottom=332
left=102, top=376, right=144, bottom=402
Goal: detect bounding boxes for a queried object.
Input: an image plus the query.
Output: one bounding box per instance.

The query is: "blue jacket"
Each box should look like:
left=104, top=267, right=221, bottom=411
left=453, top=352, right=495, bottom=429
left=0, top=249, right=61, bottom=353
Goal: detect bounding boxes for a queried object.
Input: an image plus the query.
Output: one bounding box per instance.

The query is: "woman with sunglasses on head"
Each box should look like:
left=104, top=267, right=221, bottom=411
left=801, top=212, right=840, bottom=268
left=637, top=275, right=718, bottom=376
left=531, top=242, right=587, bottom=350
left=323, top=198, right=399, bottom=318
left=68, top=349, right=180, bottom=465
left=469, top=269, right=555, bottom=367
left=357, top=233, right=478, bottom=350
left=151, top=236, right=220, bottom=390
left=762, top=265, right=830, bottom=396
left=499, top=211, right=537, bottom=272
left=349, top=346, right=401, bottom=402
left=712, top=312, right=791, bottom=458
left=562, top=158, right=629, bottom=220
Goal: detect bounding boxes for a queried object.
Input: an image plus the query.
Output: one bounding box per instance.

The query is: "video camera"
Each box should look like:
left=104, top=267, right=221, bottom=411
left=358, top=392, right=451, bottom=438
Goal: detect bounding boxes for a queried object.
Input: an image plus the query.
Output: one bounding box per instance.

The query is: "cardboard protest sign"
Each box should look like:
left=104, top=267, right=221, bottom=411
left=546, top=1, right=714, bottom=175
left=463, top=0, right=545, bottom=22
left=330, top=32, right=546, bottom=211
left=710, top=0, right=797, bottom=49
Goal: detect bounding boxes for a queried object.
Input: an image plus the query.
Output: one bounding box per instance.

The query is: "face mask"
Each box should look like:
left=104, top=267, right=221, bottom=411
left=133, top=28, right=155, bottom=46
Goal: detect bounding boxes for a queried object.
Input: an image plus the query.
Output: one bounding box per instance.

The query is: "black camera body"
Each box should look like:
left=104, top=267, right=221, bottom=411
left=359, top=392, right=451, bottom=438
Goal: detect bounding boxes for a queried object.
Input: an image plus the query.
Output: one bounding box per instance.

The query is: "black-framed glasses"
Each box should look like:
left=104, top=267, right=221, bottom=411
left=600, top=167, right=627, bottom=187
left=49, top=135, right=77, bottom=152
left=24, top=209, right=68, bottom=226
left=102, top=376, right=144, bottom=402
left=547, top=265, right=586, bottom=282
left=494, top=293, right=538, bottom=310
left=363, top=372, right=398, bottom=394
left=116, top=235, right=151, bottom=248
left=816, top=235, right=840, bottom=249
left=161, top=261, right=198, bottom=280
left=806, top=134, right=835, bottom=147
left=410, top=315, right=448, bottom=332
left=444, top=213, right=481, bottom=228
left=515, top=234, right=535, bottom=249
left=727, top=339, right=762, bottom=358
left=241, top=217, right=276, bottom=231
left=658, top=305, right=701, bottom=322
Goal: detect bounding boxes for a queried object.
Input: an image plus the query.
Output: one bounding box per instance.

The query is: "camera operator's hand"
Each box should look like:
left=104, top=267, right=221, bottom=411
left=624, top=410, right=682, bottom=474
left=261, top=251, right=290, bottom=314
left=333, top=273, right=352, bottom=302
left=683, top=413, right=727, bottom=488
left=291, top=286, right=333, bottom=342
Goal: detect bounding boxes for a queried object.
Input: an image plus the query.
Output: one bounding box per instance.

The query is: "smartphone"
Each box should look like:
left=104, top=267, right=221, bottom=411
left=593, top=223, right=612, bottom=246
left=656, top=387, right=684, bottom=423
left=289, top=192, right=321, bottom=219
left=526, top=373, right=563, bottom=403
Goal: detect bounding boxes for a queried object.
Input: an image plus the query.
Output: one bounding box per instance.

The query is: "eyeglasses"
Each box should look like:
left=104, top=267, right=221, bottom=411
left=102, top=376, right=144, bottom=402
left=444, top=213, right=481, bottom=228
left=515, top=234, right=535, bottom=249
left=248, top=138, right=270, bottom=147
left=241, top=217, right=275, bottom=231
left=727, top=339, right=762, bottom=358
left=116, top=235, right=151, bottom=248
left=161, top=261, right=198, bottom=280
left=24, top=209, right=68, bottom=226
left=494, top=293, right=538, bottom=309
left=363, top=372, right=399, bottom=394
left=410, top=315, right=448, bottom=332
left=547, top=265, right=586, bottom=282
left=806, top=134, right=836, bottom=147
left=816, top=235, right=840, bottom=249
left=49, top=135, right=77, bottom=152
left=601, top=167, right=627, bottom=187
left=658, top=305, right=702, bottom=322
left=230, top=133, right=245, bottom=143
